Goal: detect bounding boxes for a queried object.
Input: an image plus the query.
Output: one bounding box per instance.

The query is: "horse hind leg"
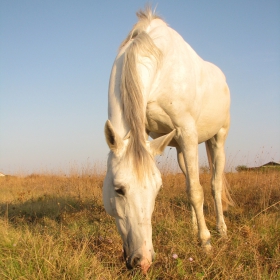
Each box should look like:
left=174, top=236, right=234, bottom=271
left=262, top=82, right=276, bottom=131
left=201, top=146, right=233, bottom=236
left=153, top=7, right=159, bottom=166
left=205, top=126, right=232, bottom=237
left=176, top=147, right=198, bottom=235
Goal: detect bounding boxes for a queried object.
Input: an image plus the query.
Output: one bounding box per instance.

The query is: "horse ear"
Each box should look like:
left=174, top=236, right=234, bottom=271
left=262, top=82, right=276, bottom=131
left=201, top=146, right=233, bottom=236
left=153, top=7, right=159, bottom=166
left=104, top=120, right=123, bottom=153
left=150, top=130, right=176, bottom=156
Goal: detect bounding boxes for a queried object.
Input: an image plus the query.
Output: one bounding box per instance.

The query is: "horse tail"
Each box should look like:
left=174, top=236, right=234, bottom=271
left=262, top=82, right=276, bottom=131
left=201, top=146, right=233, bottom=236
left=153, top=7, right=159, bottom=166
left=205, top=141, right=235, bottom=211
left=121, top=31, right=162, bottom=179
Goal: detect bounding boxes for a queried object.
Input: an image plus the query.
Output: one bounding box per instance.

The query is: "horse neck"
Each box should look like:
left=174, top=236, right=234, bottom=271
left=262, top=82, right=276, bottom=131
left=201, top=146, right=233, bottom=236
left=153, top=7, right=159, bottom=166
left=108, top=52, right=130, bottom=139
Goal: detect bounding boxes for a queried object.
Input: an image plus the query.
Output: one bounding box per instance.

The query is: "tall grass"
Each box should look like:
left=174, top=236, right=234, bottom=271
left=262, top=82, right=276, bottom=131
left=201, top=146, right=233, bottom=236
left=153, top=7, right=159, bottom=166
left=0, top=169, right=279, bottom=279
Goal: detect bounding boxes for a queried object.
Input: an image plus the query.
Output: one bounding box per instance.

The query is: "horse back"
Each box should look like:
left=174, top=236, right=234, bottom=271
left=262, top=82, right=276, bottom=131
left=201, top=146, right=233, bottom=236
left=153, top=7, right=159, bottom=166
left=145, top=20, right=230, bottom=140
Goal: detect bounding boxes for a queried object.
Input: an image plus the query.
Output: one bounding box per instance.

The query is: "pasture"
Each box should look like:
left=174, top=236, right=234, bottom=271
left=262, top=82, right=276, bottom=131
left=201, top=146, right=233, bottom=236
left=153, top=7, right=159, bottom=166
left=0, top=169, right=279, bottom=279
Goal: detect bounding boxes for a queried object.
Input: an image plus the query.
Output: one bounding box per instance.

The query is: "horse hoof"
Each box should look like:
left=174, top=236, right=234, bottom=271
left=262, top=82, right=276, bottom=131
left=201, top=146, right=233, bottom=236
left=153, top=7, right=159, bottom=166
left=218, top=228, right=228, bottom=238
left=202, top=242, right=212, bottom=253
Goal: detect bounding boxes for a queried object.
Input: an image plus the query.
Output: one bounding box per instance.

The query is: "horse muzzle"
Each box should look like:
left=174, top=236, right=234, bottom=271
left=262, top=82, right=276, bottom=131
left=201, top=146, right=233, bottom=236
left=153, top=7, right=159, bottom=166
left=125, top=249, right=155, bottom=274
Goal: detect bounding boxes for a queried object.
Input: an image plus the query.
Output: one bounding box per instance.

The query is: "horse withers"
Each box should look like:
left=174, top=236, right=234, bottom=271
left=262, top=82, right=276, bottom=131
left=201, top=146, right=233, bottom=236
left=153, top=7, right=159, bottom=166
left=103, top=7, right=233, bottom=274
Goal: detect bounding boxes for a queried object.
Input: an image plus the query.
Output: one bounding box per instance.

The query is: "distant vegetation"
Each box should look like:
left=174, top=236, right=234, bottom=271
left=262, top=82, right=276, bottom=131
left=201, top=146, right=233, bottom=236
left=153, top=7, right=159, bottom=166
left=0, top=169, right=279, bottom=279
left=236, top=164, right=280, bottom=172
left=235, top=165, right=249, bottom=172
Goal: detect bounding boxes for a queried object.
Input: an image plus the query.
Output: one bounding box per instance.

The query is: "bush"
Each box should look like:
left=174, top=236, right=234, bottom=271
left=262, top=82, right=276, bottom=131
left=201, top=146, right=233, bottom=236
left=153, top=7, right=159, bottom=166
left=235, top=165, right=248, bottom=172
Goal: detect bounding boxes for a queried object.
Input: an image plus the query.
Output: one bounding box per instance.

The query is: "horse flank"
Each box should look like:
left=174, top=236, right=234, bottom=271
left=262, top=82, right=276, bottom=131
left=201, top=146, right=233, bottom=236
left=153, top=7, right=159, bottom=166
left=120, top=8, right=162, bottom=179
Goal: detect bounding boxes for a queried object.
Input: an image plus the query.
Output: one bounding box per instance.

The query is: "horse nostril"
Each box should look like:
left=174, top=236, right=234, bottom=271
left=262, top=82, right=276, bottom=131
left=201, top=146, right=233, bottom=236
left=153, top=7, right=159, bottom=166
left=132, top=255, right=141, bottom=267
left=126, top=254, right=142, bottom=269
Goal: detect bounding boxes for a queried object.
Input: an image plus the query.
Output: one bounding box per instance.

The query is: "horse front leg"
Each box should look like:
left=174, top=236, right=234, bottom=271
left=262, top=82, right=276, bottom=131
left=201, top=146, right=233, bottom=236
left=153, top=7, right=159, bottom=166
left=175, top=126, right=211, bottom=251
left=176, top=147, right=198, bottom=235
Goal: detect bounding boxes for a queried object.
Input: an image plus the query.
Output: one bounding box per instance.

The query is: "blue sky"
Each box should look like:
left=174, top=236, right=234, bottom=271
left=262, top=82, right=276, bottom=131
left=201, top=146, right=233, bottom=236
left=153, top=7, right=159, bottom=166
left=0, top=1, right=279, bottom=174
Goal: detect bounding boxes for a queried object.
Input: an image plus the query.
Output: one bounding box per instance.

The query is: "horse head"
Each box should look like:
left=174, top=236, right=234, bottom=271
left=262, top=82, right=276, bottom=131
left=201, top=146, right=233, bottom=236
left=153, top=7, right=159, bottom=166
left=103, top=120, right=175, bottom=274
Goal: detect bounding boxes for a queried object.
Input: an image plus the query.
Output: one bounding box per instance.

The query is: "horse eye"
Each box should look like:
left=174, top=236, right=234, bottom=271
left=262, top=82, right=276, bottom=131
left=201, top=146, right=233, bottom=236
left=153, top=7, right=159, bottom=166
left=115, top=188, right=125, bottom=196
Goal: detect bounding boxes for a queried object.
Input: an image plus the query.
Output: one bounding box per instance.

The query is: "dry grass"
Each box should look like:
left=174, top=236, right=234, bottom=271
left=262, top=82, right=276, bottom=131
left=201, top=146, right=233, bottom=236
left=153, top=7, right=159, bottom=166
left=0, top=170, right=279, bottom=279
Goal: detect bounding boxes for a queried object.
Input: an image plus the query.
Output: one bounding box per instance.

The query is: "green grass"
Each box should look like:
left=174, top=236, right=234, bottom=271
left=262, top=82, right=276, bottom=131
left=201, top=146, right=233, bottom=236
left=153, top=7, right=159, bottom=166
left=0, top=171, right=279, bottom=279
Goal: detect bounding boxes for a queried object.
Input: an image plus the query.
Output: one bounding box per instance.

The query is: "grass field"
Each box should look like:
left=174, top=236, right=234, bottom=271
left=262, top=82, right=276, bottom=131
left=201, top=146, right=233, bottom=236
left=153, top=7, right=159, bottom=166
left=0, top=169, right=279, bottom=279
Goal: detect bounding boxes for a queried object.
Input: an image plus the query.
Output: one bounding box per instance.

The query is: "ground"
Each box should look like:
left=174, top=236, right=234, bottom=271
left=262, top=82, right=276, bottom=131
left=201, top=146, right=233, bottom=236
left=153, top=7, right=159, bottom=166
left=0, top=170, right=279, bottom=279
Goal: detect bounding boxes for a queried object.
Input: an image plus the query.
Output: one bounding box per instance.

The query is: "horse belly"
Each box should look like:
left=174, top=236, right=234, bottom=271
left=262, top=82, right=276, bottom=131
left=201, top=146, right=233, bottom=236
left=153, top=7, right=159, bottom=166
left=146, top=99, right=229, bottom=144
left=196, top=100, right=230, bottom=143
left=197, top=120, right=226, bottom=143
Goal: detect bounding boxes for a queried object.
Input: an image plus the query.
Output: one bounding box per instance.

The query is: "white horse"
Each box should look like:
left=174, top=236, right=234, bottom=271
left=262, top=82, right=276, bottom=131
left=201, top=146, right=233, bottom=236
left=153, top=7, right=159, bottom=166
left=103, top=7, right=233, bottom=274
